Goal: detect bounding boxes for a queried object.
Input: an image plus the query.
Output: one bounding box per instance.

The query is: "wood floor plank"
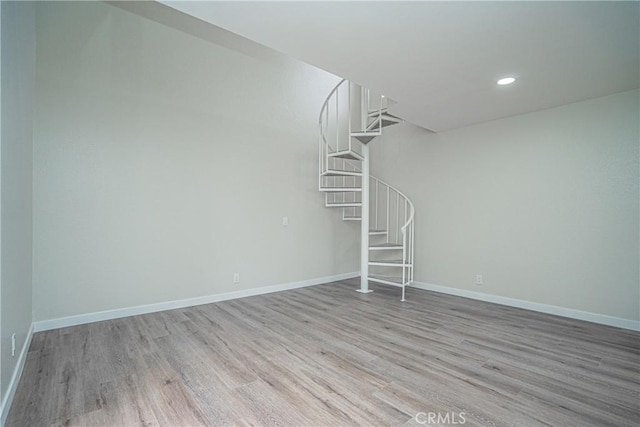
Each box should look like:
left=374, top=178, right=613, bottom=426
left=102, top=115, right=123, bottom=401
left=459, top=339, right=640, bottom=405
left=6, top=280, right=639, bottom=426
left=234, top=380, right=313, bottom=426
left=482, top=359, right=638, bottom=419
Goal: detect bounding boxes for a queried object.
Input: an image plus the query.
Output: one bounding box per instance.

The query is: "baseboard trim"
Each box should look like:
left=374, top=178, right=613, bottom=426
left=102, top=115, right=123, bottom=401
left=410, top=281, right=640, bottom=332
left=33, top=272, right=359, bottom=333
left=0, top=323, right=34, bottom=426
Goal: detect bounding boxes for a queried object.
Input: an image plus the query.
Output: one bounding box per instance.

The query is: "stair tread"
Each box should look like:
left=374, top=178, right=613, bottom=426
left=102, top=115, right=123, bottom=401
left=369, top=273, right=404, bottom=279
left=350, top=131, right=381, bottom=136
left=369, top=259, right=410, bottom=265
left=368, top=108, right=388, bottom=116
left=368, top=274, right=406, bottom=287
left=369, top=243, right=403, bottom=249
left=366, top=117, right=381, bottom=131
left=368, top=109, right=402, bottom=120
left=351, top=134, right=377, bottom=144
left=328, top=151, right=364, bottom=161
left=381, top=119, right=401, bottom=127
left=382, top=113, right=403, bottom=122
left=322, top=170, right=362, bottom=177
left=326, top=202, right=362, bottom=207
left=366, top=118, right=402, bottom=132
left=369, top=229, right=388, bottom=235
left=320, top=187, right=362, bottom=192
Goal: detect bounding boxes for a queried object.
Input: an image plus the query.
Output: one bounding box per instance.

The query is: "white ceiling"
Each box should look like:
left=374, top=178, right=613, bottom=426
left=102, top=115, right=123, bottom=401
left=160, top=1, right=639, bottom=132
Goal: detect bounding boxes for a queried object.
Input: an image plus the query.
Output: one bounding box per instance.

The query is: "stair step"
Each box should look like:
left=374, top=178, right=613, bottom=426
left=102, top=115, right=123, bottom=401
left=326, top=202, right=362, bottom=208
left=381, top=118, right=401, bottom=128
left=366, top=117, right=381, bottom=131
left=383, top=113, right=403, bottom=122
left=366, top=117, right=402, bottom=132
left=343, top=215, right=361, bottom=221
left=322, top=170, right=362, bottom=177
left=368, top=274, right=406, bottom=287
left=368, top=109, right=403, bottom=121
left=350, top=133, right=378, bottom=144
left=368, top=108, right=388, bottom=117
left=319, top=187, right=362, bottom=192
left=369, top=260, right=412, bottom=267
left=369, top=243, right=403, bottom=250
left=369, top=229, right=388, bottom=235
left=328, top=151, right=364, bottom=161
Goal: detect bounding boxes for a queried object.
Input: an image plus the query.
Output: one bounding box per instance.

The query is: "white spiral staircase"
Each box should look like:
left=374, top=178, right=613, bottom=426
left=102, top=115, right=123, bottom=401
left=319, top=79, right=415, bottom=301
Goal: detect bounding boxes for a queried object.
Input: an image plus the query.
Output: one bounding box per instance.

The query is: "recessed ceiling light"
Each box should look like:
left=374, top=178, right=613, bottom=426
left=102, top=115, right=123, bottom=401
left=497, top=77, right=516, bottom=86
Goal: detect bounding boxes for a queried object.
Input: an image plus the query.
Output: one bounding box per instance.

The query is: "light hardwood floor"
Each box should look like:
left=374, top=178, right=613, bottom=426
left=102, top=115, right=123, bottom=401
left=7, top=279, right=640, bottom=426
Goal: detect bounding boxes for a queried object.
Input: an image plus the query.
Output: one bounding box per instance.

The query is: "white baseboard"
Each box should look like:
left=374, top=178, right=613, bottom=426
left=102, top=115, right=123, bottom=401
left=33, top=272, right=359, bottom=333
left=0, top=323, right=34, bottom=426
left=410, top=281, right=640, bottom=332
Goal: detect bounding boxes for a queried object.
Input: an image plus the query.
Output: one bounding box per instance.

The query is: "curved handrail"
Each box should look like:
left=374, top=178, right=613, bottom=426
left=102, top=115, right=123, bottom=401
left=319, top=78, right=346, bottom=127
left=318, top=78, right=363, bottom=185
left=371, top=176, right=415, bottom=234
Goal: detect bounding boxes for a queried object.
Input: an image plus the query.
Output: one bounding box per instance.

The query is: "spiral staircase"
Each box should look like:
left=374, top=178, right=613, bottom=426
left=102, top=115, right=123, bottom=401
left=319, top=79, right=415, bottom=301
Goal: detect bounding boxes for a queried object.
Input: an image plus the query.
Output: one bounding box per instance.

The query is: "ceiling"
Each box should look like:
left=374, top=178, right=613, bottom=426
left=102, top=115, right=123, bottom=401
left=159, top=1, right=639, bottom=132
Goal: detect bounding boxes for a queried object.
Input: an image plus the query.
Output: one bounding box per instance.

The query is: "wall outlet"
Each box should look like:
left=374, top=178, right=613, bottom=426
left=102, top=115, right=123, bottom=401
left=233, top=273, right=240, bottom=284
left=11, top=333, right=16, bottom=357
left=282, top=216, right=289, bottom=226
left=476, top=275, right=483, bottom=286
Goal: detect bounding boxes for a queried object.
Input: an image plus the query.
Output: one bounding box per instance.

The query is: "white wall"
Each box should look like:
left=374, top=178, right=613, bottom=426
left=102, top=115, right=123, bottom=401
left=1, top=0, right=35, bottom=404
left=33, top=2, right=358, bottom=322
left=372, top=90, right=639, bottom=322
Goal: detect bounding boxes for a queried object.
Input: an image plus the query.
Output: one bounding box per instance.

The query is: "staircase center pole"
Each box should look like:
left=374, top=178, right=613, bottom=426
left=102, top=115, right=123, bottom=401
left=358, top=143, right=372, bottom=293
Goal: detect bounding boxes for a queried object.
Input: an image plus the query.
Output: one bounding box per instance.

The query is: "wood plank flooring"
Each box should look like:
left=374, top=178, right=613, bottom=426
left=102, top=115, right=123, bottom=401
left=6, top=279, right=640, bottom=426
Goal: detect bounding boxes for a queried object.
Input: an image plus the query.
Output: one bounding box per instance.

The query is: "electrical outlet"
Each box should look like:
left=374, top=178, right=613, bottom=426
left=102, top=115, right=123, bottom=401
left=476, top=275, right=483, bottom=286
left=233, top=273, right=240, bottom=284
left=282, top=216, right=289, bottom=226
left=11, top=333, right=16, bottom=357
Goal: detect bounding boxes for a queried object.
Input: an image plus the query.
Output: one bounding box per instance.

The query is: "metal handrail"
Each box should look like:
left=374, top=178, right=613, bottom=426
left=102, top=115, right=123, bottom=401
left=319, top=79, right=383, bottom=163
left=371, top=176, right=415, bottom=235
left=318, top=79, right=346, bottom=128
